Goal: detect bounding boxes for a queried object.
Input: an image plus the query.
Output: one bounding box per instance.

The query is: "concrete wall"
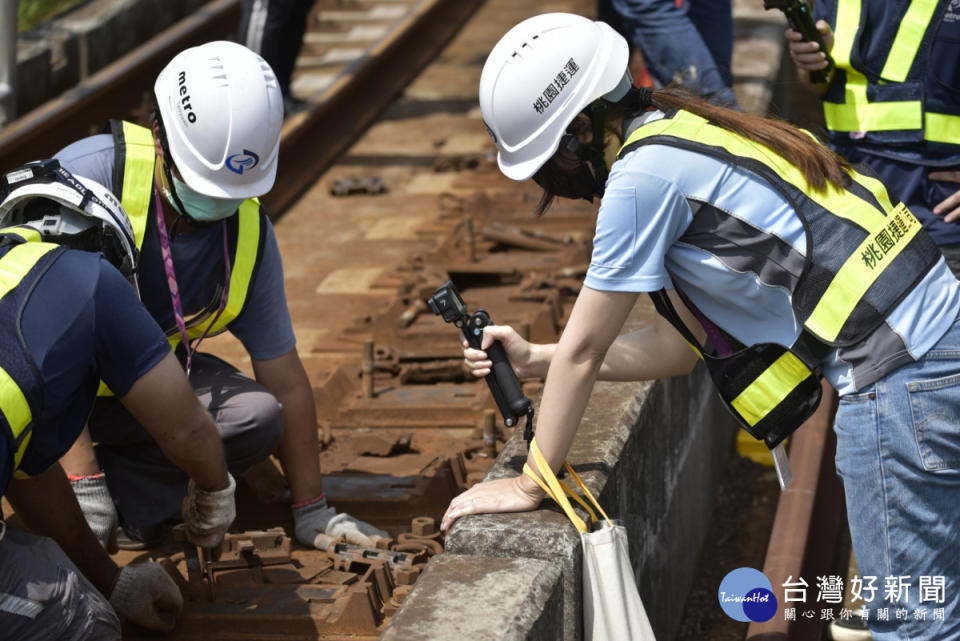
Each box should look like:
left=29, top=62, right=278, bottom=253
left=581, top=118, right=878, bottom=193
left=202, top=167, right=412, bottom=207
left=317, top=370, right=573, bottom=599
left=14, top=0, right=213, bottom=116
left=381, top=301, right=740, bottom=641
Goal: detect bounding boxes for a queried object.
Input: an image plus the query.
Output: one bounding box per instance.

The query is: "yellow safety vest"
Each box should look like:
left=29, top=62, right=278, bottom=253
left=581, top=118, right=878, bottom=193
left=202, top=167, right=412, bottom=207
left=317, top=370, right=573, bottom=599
left=108, top=120, right=266, bottom=353
left=823, top=0, right=960, bottom=146
left=0, top=228, right=66, bottom=482
left=618, top=109, right=941, bottom=446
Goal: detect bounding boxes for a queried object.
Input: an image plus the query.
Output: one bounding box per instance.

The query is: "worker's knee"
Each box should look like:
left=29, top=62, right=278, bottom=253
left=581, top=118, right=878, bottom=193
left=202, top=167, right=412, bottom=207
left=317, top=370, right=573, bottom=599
left=0, top=528, right=121, bottom=641
left=218, top=388, right=285, bottom=472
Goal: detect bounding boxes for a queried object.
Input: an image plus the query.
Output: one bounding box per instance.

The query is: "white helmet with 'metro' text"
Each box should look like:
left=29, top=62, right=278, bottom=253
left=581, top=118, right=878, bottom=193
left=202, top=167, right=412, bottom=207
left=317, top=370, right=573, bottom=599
left=479, top=13, right=630, bottom=181
left=154, top=41, right=283, bottom=199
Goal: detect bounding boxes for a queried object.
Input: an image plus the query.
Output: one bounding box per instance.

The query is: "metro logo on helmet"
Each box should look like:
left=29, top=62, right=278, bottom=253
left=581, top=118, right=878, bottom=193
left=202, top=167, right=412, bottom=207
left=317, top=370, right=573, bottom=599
left=226, top=150, right=261, bottom=175
left=177, top=70, right=197, bottom=124
left=154, top=41, right=282, bottom=199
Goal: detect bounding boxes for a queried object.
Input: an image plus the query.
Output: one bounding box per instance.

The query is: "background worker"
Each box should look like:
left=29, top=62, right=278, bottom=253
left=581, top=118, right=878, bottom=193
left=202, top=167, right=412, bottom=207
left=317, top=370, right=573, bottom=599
left=442, top=13, right=960, bottom=641
left=53, top=41, right=387, bottom=550
left=785, top=0, right=960, bottom=274
left=598, top=0, right=737, bottom=105
left=239, top=0, right=314, bottom=117
left=0, top=161, right=235, bottom=636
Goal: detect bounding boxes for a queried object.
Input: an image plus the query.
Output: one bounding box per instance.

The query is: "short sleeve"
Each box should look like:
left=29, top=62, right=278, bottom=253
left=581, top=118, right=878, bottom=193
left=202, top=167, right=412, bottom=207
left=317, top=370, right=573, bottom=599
left=54, top=134, right=117, bottom=189
left=93, top=257, right=171, bottom=396
left=228, top=220, right=297, bottom=360
left=584, top=167, right=693, bottom=293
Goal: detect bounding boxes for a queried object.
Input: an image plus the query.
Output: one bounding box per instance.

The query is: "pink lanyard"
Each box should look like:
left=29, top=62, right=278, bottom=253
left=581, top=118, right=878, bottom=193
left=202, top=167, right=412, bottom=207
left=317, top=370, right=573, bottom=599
left=152, top=187, right=232, bottom=375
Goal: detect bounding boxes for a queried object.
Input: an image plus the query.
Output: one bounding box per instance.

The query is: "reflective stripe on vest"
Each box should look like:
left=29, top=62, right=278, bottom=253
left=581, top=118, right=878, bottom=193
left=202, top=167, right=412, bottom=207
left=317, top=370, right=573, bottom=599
left=166, top=199, right=262, bottom=353
left=620, top=111, right=939, bottom=443
left=619, top=110, right=934, bottom=344
left=111, top=120, right=264, bottom=348
left=0, top=238, right=60, bottom=472
left=824, top=0, right=959, bottom=143
left=115, top=121, right=156, bottom=248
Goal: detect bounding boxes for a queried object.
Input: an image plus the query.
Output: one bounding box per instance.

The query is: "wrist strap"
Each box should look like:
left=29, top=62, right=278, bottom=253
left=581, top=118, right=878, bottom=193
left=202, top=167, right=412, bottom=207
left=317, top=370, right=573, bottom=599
left=522, top=438, right=611, bottom=534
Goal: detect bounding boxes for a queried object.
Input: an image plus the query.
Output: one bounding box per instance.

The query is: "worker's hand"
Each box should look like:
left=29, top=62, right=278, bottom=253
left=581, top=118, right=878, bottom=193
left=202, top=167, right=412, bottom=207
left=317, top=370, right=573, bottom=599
left=70, top=474, right=117, bottom=550
left=181, top=473, right=236, bottom=548
left=109, top=561, right=184, bottom=632
left=786, top=21, right=834, bottom=73
left=930, top=170, right=960, bottom=223
left=293, top=496, right=390, bottom=548
left=463, top=324, right=540, bottom=379
left=440, top=476, right=544, bottom=533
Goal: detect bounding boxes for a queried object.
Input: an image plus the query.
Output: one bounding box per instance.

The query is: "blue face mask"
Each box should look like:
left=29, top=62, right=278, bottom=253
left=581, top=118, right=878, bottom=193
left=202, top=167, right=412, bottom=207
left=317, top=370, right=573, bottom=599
left=171, top=175, right=244, bottom=223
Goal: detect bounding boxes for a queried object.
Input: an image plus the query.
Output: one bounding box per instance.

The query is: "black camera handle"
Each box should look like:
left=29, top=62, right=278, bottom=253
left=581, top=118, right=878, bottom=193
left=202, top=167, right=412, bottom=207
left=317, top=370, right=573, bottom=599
left=764, top=0, right=835, bottom=84
left=457, top=309, right=535, bottom=446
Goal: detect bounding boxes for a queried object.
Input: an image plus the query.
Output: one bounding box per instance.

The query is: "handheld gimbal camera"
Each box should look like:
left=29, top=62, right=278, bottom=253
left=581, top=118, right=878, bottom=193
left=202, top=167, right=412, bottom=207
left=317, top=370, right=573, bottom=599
left=427, top=280, right=535, bottom=445
left=764, top=0, right=835, bottom=84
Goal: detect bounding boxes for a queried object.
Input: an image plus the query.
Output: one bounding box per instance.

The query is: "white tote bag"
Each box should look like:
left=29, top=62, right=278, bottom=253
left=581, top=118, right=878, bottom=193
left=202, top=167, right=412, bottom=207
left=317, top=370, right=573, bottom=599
left=524, top=439, right=657, bottom=641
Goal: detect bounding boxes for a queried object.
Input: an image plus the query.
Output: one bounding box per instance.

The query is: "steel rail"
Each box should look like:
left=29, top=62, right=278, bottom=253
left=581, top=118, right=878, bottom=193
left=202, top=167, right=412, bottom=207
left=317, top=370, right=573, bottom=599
left=262, top=0, right=485, bottom=215
left=745, top=382, right=845, bottom=641
left=0, top=0, right=483, bottom=221
left=0, top=0, right=241, bottom=173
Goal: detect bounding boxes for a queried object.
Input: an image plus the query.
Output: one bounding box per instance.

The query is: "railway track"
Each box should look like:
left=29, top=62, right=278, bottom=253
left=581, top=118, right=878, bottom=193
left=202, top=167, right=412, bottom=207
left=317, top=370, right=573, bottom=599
left=0, top=0, right=848, bottom=639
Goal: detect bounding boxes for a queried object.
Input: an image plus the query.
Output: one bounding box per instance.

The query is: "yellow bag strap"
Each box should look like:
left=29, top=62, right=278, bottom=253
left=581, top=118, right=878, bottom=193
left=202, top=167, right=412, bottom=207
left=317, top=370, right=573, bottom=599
left=522, top=438, right=612, bottom=534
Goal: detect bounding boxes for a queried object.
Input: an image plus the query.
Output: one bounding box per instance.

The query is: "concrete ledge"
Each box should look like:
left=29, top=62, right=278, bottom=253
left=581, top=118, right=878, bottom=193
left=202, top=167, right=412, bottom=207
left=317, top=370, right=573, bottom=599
left=434, top=303, right=739, bottom=641
left=381, top=554, right=564, bottom=641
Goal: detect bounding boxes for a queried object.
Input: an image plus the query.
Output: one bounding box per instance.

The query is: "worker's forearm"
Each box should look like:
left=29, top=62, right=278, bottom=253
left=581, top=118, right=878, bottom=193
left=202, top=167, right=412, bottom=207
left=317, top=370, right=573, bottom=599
left=154, top=404, right=230, bottom=491
left=524, top=344, right=603, bottom=484
left=5, top=464, right=120, bottom=595
left=273, top=382, right=324, bottom=503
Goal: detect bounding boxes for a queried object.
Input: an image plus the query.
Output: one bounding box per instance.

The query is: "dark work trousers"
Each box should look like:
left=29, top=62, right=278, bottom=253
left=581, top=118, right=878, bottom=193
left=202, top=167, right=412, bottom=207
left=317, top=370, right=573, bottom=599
left=0, top=526, right=120, bottom=640
left=89, top=353, right=284, bottom=545
left=239, top=0, right=315, bottom=98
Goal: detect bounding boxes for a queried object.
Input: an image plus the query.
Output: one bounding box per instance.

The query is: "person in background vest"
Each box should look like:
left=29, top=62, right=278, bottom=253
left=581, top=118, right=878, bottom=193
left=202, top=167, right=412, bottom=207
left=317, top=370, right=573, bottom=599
left=441, top=14, right=960, bottom=641
left=786, top=0, right=960, bottom=276
left=52, top=41, right=387, bottom=550
left=0, top=161, right=235, bottom=636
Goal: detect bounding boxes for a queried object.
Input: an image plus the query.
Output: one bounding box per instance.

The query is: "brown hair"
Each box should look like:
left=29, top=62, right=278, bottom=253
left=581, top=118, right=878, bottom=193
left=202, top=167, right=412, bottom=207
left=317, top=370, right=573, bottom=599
left=534, top=86, right=853, bottom=216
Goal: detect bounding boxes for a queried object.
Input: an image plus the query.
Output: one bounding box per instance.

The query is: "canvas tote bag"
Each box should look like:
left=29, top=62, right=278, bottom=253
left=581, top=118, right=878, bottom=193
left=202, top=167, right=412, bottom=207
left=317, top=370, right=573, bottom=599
left=523, top=438, right=657, bottom=641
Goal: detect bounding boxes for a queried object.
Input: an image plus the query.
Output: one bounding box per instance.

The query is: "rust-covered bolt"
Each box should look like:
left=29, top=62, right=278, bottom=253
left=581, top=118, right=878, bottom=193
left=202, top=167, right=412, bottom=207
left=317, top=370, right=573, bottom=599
left=464, top=216, right=476, bottom=262
left=362, top=339, right=375, bottom=398
left=394, top=566, right=420, bottom=586
left=482, top=409, right=497, bottom=458
left=411, top=516, right=435, bottom=537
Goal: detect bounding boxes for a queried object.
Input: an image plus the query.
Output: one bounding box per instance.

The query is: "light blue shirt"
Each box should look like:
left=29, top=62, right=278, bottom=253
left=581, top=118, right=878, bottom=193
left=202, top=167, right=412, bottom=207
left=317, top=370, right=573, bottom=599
left=585, top=129, right=960, bottom=395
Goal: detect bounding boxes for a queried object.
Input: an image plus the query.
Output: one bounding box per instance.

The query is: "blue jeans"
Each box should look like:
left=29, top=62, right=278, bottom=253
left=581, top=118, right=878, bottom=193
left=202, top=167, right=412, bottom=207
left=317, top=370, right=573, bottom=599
left=609, top=0, right=737, bottom=105
left=834, top=317, right=960, bottom=640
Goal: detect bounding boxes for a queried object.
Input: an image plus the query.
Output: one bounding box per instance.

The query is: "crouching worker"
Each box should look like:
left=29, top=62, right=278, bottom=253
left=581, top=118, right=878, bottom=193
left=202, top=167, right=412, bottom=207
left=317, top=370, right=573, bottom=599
left=54, top=40, right=387, bottom=550
left=0, top=160, right=235, bottom=637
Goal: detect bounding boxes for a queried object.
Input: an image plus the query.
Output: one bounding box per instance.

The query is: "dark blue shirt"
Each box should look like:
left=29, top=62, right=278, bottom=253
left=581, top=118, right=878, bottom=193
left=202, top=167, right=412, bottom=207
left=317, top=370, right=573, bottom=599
left=0, top=249, right=170, bottom=494
left=55, top=135, right=297, bottom=361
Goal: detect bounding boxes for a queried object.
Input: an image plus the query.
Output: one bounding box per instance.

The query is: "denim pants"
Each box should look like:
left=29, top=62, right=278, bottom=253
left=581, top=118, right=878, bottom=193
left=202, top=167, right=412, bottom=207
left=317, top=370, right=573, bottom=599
left=608, top=0, right=737, bottom=105
left=834, top=318, right=960, bottom=640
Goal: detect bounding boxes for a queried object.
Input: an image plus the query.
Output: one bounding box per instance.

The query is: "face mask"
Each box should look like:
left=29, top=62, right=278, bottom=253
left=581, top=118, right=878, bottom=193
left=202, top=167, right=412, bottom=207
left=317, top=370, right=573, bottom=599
left=171, top=174, right=244, bottom=223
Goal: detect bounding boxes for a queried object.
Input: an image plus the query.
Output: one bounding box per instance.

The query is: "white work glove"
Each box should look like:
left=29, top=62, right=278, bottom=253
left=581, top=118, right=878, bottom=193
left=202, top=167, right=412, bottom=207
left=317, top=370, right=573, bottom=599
left=70, top=473, right=117, bottom=550
left=109, top=561, right=184, bottom=632
left=181, top=473, right=236, bottom=548
left=292, top=496, right=389, bottom=548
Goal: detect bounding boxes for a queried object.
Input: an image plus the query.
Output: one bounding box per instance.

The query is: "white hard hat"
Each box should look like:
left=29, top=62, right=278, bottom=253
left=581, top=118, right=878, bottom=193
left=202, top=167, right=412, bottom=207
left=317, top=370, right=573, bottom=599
left=479, top=13, right=631, bottom=181
left=154, top=40, right=283, bottom=199
left=0, top=160, right=139, bottom=291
